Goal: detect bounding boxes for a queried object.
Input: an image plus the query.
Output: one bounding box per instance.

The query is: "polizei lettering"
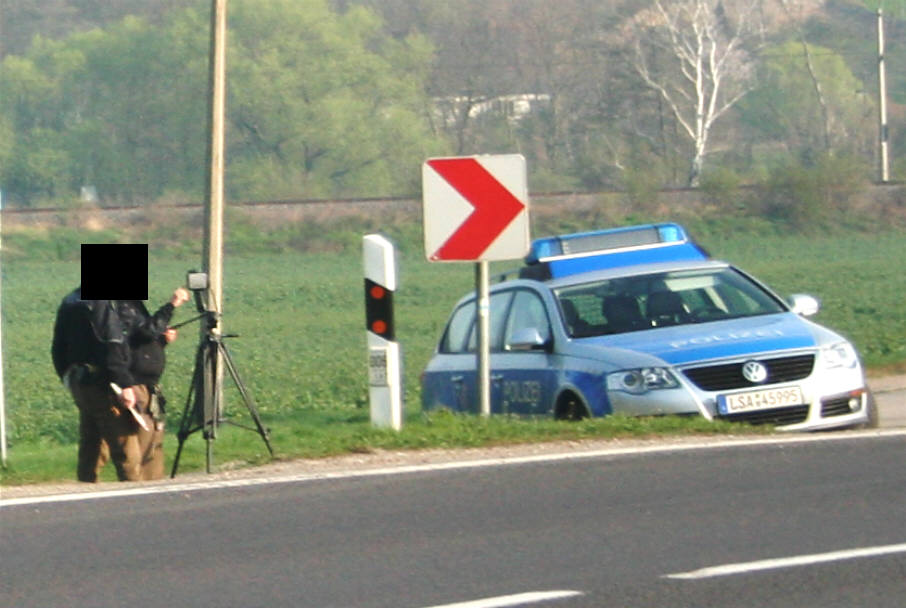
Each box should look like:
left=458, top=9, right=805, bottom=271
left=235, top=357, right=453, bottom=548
left=503, top=380, right=541, bottom=405
left=669, top=329, right=785, bottom=349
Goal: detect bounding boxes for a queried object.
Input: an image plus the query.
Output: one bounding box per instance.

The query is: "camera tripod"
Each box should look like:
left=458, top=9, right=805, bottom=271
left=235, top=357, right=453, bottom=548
left=170, top=308, right=274, bottom=477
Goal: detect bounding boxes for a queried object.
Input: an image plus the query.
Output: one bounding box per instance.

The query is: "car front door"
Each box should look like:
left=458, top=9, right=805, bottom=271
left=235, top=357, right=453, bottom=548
left=492, top=289, right=558, bottom=415
left=423, top=291, right=516, bottom=414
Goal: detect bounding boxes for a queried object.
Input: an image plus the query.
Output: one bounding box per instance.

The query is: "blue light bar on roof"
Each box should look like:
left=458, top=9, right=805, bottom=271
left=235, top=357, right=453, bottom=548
left=522, top=223, right=708, bottom=279
left=526, top=223, right=688, bottom=263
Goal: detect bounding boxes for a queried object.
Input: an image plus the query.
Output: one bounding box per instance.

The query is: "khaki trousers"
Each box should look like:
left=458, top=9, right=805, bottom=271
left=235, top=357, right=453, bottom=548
left=71, top=382, right=163, bottom=482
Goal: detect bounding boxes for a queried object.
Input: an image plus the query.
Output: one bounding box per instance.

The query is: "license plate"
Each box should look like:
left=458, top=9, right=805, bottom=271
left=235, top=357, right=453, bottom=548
left=718, top=386, right=805, bottom=415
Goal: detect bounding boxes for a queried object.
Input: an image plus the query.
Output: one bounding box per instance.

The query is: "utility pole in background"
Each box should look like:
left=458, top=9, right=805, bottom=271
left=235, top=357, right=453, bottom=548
left=204, top=0, right=227, bottom=332
left=201, top=0, right=227, bottom=469
left=877, top=7, right=890, bottom=183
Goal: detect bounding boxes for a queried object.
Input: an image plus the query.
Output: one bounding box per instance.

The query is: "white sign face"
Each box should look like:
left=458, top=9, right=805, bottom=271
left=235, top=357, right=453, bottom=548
left=422, top=154, right=530, bottom=262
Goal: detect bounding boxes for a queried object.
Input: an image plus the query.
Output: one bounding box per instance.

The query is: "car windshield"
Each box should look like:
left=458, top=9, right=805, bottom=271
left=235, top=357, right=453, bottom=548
left=554, top=267, right=787, bottom=337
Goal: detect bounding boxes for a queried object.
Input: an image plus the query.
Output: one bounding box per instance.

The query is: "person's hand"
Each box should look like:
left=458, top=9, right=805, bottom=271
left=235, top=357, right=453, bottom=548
left=164, top=327, right=178, bottom=343
left=171, top=287, right=190, bottom=307
left=119, top=386, right=136, bottom=409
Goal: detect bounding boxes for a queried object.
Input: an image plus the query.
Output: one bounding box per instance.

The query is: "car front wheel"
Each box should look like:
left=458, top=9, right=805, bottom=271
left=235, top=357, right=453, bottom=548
left=555, top=392, right=589, bottom=421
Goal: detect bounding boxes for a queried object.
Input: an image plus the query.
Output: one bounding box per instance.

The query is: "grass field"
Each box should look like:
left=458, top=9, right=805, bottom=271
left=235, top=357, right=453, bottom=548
left=1, top=223, right=904, bottom=484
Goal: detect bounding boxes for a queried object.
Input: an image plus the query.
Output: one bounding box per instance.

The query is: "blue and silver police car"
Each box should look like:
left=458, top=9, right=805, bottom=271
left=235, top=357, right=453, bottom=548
left=421, top=223, right=876, bottom=430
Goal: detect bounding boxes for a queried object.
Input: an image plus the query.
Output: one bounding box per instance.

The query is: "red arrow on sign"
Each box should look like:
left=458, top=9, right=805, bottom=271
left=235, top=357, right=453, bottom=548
left=427, top=158, right=526, bottom=260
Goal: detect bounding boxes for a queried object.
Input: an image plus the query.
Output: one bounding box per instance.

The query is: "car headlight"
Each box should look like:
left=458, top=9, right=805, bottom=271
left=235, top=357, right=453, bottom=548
left=606, top=368, right=680, bottom=394
left=821, top=342, right=859, bottom=369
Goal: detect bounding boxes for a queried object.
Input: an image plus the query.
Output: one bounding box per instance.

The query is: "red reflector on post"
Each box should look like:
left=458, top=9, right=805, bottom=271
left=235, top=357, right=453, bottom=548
left=365, top=278, right=394, bottom=340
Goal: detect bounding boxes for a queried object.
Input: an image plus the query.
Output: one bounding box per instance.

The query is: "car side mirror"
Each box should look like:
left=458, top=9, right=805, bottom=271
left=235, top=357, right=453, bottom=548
left=507, top=327, right=549, bottom=351
left=788, top=294, right=820, bottom=317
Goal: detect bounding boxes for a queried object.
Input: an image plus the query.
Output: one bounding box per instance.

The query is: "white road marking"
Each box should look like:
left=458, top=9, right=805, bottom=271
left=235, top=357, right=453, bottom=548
left=3, top=429, right=905, bottom=507
left=422, top=590, right=583, bottom=608
left=666, top=543, right=906, bottom=580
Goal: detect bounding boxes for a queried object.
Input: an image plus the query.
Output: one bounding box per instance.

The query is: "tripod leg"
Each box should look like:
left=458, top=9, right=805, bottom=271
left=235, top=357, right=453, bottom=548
left=202, top=336, right=218, bottom=441
left=202, top=337, right=218, bottom=474
left=170, top=438, right=186, bottom=479
left=170, top=337, right=208, bottom=478
left=219, top=342, right=274, bottom=456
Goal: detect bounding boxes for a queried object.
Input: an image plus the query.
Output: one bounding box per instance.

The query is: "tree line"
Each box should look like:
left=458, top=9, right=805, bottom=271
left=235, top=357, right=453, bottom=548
left=0, top=0, right=902, bottom=208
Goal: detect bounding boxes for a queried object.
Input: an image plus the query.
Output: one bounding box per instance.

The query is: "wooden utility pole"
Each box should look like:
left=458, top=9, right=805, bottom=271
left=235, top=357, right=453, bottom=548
left=877, top=8, right=890, bottom=183
left=202, top=0, right=227, bottom=470
left=204, top=0, right=227, bottom=322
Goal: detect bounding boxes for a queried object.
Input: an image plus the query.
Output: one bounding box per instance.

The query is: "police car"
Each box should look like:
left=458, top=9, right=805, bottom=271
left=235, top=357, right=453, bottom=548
left=421, top=223, right=876, bottom=430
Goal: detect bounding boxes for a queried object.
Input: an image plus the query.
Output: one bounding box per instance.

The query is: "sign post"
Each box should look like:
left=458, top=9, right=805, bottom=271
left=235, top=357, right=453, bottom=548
left=422, top=155, right=530, bottom=417
left=476, top=260, right=491, bottom=416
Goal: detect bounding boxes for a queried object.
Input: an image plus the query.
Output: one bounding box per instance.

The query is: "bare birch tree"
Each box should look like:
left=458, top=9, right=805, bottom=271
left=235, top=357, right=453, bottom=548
left=631, top=0, right=766, bottom=186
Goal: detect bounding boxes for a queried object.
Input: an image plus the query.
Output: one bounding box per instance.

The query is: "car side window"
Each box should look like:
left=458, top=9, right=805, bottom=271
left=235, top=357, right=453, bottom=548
left=440, top=304, right=474, bottom=353
left=465, top=291, right=515, bottom=352
left=444, top=292, right=515, bottom=353
left=504, top=290, right=551, bottom=347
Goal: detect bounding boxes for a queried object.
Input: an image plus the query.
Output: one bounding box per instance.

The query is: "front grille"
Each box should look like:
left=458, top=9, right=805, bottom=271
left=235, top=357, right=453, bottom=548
left=717, top=405, right=810, bottom=426
left=683, top=354, right=815, bottom=391
left=821, top=394, right=859, bottom=418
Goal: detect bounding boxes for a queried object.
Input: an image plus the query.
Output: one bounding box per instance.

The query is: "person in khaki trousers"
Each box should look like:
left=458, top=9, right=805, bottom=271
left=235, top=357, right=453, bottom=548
left=132, top=327, right=181, bottom=480
left=91, top=383, right=160, bottom=481
left=114, top=293, right=189, bottom=480
left=68, top=378, right=148, bottom=482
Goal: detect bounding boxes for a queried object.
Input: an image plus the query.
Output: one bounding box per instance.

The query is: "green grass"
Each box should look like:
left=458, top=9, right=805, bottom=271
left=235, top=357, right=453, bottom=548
left=1, top=223, right=904, bottom=485
left=1, top=411, right=770, bottom=485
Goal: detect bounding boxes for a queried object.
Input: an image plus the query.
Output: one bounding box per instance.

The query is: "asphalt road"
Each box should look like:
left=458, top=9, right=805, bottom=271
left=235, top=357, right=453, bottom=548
left=3, top=433, right=905, bottom=608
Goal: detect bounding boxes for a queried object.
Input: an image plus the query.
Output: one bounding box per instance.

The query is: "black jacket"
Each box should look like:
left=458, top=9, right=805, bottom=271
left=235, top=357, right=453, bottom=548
left=51, top=289, right=132, bottom=387
left=115, top=300, right=175, bottom=387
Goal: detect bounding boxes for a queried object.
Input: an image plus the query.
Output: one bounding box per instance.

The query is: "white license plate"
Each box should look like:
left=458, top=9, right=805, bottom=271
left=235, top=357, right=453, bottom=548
left=718, top=386, right=805, bottom=415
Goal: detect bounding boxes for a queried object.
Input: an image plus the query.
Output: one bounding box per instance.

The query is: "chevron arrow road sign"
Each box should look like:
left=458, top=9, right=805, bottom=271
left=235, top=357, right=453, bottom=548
left=422, top=155, right=530, bottom=262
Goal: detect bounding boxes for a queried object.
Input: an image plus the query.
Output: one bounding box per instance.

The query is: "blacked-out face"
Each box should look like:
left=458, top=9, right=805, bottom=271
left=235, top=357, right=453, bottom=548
left=79, top=243, right=149, bottom=300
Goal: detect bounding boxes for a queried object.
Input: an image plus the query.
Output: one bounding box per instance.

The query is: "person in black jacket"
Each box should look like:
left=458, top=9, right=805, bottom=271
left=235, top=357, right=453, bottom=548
left=52, top=286, right=189, bottom=482
left=113, top=295, right=187, bottom=480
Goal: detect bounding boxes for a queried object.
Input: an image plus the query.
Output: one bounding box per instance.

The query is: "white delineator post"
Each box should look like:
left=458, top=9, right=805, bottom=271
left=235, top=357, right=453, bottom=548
left=363, top=234, right=402, bottom=430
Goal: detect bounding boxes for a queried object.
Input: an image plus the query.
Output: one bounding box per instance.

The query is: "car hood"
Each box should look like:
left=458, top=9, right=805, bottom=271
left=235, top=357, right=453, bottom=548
left=572, top=313, right=835, bottom=367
